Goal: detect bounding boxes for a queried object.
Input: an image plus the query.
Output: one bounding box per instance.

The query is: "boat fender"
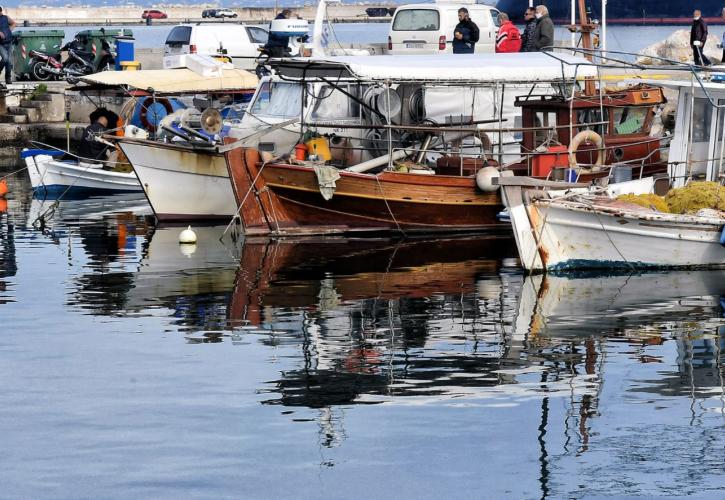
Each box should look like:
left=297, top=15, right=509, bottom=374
left=179, top=226, right=197, bottom=244
left=0, top=178, right=7, bottom=197
left=569, top=130, right=604, bottom=168
left=720, top=225, right=725, bottom=247
left=139, top=97, right=174, bottom=132
left=476, top=166, right=500, bottom=192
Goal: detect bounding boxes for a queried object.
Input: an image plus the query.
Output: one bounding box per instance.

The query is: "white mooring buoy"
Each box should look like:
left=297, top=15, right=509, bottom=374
left=179, top=226, right=197, bottom=244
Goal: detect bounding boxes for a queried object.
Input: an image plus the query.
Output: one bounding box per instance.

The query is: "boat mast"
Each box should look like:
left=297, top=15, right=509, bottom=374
left=569, top=0, right=597, bottom=94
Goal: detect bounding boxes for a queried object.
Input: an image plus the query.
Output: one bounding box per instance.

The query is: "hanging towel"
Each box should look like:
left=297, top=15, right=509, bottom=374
left=313, top=164, right=341, bottom=201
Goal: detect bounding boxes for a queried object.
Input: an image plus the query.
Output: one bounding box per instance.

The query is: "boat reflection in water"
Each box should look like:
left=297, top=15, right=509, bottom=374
left=69, top=222, right=725, bottom=410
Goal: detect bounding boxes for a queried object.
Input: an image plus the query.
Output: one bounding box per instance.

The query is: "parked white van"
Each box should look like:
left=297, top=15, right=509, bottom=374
left=388, top=1, right=501, bottom=54
left=164, top=24, right=269, bottom=71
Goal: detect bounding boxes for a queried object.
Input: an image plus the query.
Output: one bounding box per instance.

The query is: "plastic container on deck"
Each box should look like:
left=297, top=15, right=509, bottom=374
left=532, top=144, right=569, bottom=177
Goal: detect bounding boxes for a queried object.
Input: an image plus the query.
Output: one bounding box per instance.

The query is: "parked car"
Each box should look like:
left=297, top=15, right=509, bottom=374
left=164, top=23, right=268, bottom=71
left=215, top=8, right=238, bottom=18
left=202, top=8, right=237, bottom=18
left=142, top=9, right=167, bottom=19
left=388, top=3, right=500, bottom=54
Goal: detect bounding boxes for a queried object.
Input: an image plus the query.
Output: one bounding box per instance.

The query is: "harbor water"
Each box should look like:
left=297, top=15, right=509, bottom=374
left=53, top=23, right=713, bottom=56
left=2, top=164, right=725, bottom=498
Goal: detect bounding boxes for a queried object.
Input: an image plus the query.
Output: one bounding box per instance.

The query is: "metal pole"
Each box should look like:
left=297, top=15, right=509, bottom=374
left=601, top=0, right=607, bottom=52
left=571, top=0, right=576, bottom=48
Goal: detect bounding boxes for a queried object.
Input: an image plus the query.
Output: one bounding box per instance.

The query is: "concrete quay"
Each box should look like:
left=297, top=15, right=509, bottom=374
left=7, top=5, right=396, bottom=25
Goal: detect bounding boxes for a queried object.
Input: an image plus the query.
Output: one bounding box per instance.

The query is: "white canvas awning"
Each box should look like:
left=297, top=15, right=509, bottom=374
left=78, top=68, right=258, bottom=94
left=272, top=53, right=598, bottom=83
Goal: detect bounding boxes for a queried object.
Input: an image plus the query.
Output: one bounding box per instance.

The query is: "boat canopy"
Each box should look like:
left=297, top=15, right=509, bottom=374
left=77, top=68, right=259, bottom=95
left=271, top=53, right=598, bottom=83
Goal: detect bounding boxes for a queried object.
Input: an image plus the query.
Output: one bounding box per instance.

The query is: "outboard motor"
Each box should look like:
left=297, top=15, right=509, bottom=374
left=265, top=18, right=309, bottom=57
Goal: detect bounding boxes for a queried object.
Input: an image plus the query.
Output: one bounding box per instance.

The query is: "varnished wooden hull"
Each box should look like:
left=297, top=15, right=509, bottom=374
left=226, top=148, right=505, bottom=235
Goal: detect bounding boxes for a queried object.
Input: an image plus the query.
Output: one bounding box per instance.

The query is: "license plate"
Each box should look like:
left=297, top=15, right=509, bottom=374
left=405, top=43, right=424, bottom=49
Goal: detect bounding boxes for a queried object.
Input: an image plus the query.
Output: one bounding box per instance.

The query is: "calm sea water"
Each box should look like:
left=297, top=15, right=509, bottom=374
left=2, top=163, right=725, bottom=498
left=47, top=22, right=708, bottom=55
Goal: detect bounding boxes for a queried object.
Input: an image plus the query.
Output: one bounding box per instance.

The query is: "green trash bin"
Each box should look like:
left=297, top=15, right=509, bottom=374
left=74, top=28, right=133, bottom=70
left=11, top=29, right=65, bottom=81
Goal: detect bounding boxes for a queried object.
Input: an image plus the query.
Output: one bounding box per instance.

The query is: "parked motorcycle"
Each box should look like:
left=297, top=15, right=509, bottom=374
left=28, top=45, right=63, bottom=81
left=27, top=35, right=115, bottom=82
left=62, top=37, right=115, bottom=84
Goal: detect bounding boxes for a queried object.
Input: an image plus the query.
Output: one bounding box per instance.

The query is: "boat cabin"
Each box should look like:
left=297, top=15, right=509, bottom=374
left=245, top=52, right=598, bottom=169
left=648, top=78, right=725, bottom=187
left=515, top=85, right=666, bottom=172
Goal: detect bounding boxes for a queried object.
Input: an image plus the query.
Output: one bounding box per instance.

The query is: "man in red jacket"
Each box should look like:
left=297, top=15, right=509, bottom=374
left=496, top=12, right=521, bottom=53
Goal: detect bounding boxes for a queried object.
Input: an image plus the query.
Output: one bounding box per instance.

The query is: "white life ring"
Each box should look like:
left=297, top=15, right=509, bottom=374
left=568, top=130, right=604, bottom=168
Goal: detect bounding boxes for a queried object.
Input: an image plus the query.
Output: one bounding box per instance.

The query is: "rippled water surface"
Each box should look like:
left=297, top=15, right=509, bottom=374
left=2, top=165, right=725, bottom=499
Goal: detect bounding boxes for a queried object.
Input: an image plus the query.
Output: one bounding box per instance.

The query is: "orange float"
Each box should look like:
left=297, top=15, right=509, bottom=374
left=0, top=178, right=7, bottom=197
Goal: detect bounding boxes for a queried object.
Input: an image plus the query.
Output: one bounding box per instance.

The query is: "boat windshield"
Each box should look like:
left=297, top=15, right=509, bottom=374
left=310, top=84, right=361, bottom=121
left=249, top=81, right=302, bottom=118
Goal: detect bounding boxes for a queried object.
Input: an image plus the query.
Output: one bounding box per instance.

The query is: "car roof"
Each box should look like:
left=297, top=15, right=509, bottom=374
left=395, top=3, right=495, bottom=10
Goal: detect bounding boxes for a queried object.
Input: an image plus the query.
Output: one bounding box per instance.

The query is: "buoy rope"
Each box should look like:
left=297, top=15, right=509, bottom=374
left=374, top=174, right=405, bottom=237
left=220, top=159, right=271, bottom=240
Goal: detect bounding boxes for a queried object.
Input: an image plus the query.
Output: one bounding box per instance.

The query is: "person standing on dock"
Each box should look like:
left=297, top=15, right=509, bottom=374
left=452, top=8, right=479, bottom=54
left=691, top=9, right=711, bottom=66
left=721, top=8, right=725, bottom=62
left=264, top=8, right=293, bottom=58
left=495, top=13, right=521, bottom=53
left=519, top=7, right=537, bottom=52
left=533, top=5, right=554, bottom=52
left=0, top=7, right=16, bottom=85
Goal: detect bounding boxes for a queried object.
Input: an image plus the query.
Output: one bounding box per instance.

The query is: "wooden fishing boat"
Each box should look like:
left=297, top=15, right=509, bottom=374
left=223, top=50, right=668, bottom=235
left=226, top=147, right=505, bottom=234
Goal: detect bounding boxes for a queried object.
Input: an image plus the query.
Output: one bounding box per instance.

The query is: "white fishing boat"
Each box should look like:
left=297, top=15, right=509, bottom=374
left=500, top=76, right=725, bottom=272
left=23, top=149, right=142, bottom=195
left=500, top=176, right=725, bottom=271
left=77, top=67, right=259, bottom=221
left=117, top=140, right=236, bottom=221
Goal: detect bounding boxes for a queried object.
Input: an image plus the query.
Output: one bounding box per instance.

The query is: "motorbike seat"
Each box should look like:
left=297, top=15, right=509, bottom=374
left=72, top=49, right=95, bottom=58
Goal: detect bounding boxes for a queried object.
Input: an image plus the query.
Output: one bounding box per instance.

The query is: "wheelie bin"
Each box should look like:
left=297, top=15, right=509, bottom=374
left=11, top=29, right=64, bottom=80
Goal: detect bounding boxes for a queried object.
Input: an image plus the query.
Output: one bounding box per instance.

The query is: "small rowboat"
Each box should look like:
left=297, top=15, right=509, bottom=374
left=22, top=149, right=142, bottom=195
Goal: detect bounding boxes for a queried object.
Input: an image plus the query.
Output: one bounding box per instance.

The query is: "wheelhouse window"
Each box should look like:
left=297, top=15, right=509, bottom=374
left=576, top=108, right=609, bottom=136
left=533, top=111, right=559, bottom=146
left=250, top=81, right=302, bottom=118
left=393, top=10, right=440, bottom=31
left=310, top=84, right=361, bottom=121
left=612, top=106, right=649, bottom=135
left=690, top=98, right=712, bottom=142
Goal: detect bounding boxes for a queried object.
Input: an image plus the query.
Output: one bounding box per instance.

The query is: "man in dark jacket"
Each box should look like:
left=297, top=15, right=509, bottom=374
left=691, top=9, right=711, bottom=66
left=0, top=7, right=16, bottom=85
left=519, top=7, right=537, bottom=52
left=78, top=111, right=109, bottom=162
left=533, top=5, right=554, bottom=52
left=264, top=8, right=293, bottom=58
left=452, top=8, right=479, bottom=54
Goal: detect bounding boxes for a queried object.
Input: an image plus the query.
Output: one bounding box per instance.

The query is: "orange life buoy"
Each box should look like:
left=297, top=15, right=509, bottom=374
left=139, top=97, right=173, bottom=132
